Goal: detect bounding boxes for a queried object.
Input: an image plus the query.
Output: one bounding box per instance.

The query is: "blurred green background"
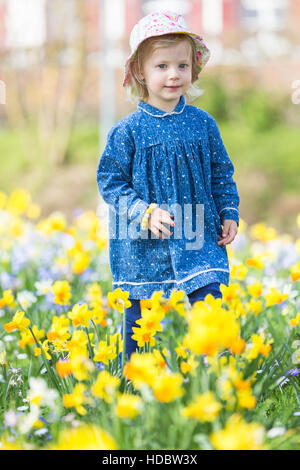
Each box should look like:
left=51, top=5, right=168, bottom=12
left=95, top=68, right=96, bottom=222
left=0, top=0, right=300, bottom=236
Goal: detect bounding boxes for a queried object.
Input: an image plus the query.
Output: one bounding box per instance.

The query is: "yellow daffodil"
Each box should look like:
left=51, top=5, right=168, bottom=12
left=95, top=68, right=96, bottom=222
left=56, top=359, right=73, bottom=378
left=93, top=341, right=116, bottom=364
left=167, top=289, right=186, bottom=316
left=180, top=354, right=199, bottom=375
left=115, top=393, right=143, bottom=419
left=34, top=340, right=51, bottom=360
left=265, top=287, right=288, bottom=307
left=46, top=425, right=117, bottom=450
left=246, top=256, right=264, bottom=270
left=245, top=298, right=263, bottom=316
left=135, top=308, right=163, bottom=334
left=210, top=414, right=265, bottom=450
left=131, top=326, right=156, bottom=348
left=140, top=299, right=153, bottom=310
left=290, top=262, right=300, bottom=282
left=228, top=299, right=247, bottom=318
left=65, top=330, right=92, bottom=356
left=220, top=283, right=241, bottom=302
left=71, top=252, right=90, bottom=275
left=26, top=202, right=41, bottom=219
left=0, top=439, right=23, bottom=450
left=107, top=288, right=131, bottom=313
left=246, top=333, right=273, bottom=360
left=91, top=305, right=107, bottom=327
left=181, top=392, right=221, bottom=422
left=175, top=343, right=188, bottom=359
left=152, top=349, right=167, bottom=369
left=247, top=281, right=263, bottom=298
left=109, top=333, right=123, bottom=354
left=4, top=310, right=30, bottom=333
left=19, top=325, right=45, bottom=348
left=91, top=371, right=120, bottom=403
left=123, top=353, right=157, bottom=389
left=230, top=263, right=248, bottom=281
left=63, top=384, right=93, bottom=416
left=250, top=222, right=277, bottom=243
left=290, top=312, right=300, bottom=327
left=6, top=189, right=31, bottom=216
left=0, top=289, right=16, bottom=309
left=36, top=213, right=67, bottom=235
left=229, top=337, right=246, bottom=355
left=51, top=280, right=71, bottom=305
left=151, top=371, right=184, bottom=402
left=47, top=314, right=70, bottom=344
left=86, top=283, right=103, bottom=305
left=69, top=351, right=95, bottom=381
left=149, top=291, right=167, bottom=317
left=237, top=389, right=256, bottom=409
left=183, top=295, right=240, bottom=356
left=68, top=302, right=93, bottom=327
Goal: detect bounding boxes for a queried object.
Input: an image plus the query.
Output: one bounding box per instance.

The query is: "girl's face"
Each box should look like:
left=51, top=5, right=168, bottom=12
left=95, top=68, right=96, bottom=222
left=140, top=40, right=192, bottom=112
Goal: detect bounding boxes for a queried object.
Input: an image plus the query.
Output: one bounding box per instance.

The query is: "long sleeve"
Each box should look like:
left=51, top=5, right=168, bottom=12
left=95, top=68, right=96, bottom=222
left=97, top=123, right=149, bottom=224
left=208, top=117, right=240, bottom=226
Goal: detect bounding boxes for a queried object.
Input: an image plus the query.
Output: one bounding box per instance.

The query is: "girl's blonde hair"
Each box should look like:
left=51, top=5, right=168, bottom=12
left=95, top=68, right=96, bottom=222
left=125, top=33, right=204, bottom=105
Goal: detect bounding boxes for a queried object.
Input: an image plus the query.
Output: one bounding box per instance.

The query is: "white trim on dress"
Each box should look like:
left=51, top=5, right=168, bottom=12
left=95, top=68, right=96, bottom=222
left=113, top=267, right=229, bottom=286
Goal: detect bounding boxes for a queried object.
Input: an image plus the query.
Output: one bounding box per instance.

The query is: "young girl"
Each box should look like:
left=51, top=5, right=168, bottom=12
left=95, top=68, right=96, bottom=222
left=97, top=11, right=240, bottom=363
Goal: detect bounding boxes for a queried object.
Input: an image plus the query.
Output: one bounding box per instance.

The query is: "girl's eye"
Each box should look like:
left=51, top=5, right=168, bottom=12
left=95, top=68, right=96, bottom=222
left=157, top=64, right=189, bottom=69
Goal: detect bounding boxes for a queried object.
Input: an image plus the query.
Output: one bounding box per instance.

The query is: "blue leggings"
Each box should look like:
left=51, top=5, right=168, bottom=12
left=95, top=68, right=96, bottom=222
left=119, top=282, right=222, bottom=365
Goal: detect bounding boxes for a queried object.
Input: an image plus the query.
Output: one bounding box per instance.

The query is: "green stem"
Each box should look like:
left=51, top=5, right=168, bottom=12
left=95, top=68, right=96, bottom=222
left=91, top=319, right=101, bottom=343
left=121, top=311, right=126, bottom=372
left=85, top=327, right=94, bottom=360
left=28, top=327, right=62, bottom=395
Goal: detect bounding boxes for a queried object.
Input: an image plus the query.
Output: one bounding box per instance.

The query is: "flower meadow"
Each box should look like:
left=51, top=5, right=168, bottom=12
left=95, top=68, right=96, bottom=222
left=0, top=189, right=300, bottom=451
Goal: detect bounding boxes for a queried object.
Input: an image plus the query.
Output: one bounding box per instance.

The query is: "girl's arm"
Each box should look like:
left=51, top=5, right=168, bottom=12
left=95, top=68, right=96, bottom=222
left=97, top=123, right=149, bottom=224
left=208, top=116, right=240, bottom=227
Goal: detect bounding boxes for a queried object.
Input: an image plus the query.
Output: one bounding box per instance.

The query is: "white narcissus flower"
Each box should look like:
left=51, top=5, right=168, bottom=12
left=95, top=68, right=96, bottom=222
left=34, top=280, right=53, bottom=296
left=17, top=290, right=37, bottom=309
left=26, top=377, right=59, bottom=410
left=267, top=427, right=286, bottom=438
left=4, top=410, right=18, bottom=427
left=18, top=404, right=39, bottom=435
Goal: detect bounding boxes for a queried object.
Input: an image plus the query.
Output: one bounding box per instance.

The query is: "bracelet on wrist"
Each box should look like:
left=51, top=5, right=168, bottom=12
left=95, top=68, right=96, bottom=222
left=141, top=203, right=158, bottom=230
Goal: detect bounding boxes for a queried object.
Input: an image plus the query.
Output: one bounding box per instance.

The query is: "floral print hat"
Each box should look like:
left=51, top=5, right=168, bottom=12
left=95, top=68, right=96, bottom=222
left=123, top=10, right=211, bottom=87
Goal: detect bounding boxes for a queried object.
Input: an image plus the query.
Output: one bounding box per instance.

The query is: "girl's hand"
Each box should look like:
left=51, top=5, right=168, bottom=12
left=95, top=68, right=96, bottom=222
left=217, top=219, right=238, bottom=245
left=147, top=207, right=175, bottom=239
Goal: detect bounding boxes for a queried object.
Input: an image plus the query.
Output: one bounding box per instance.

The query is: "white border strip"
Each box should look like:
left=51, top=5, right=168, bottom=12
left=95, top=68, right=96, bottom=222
left=114, top=268, right=229, bottom=286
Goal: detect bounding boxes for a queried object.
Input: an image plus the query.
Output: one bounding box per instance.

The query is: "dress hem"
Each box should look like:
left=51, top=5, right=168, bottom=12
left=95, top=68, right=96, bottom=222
left=112, top=269, right=229, bottom=300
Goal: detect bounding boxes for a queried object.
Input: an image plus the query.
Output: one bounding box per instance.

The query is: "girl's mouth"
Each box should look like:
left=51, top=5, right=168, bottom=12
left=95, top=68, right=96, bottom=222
left=165, top=86, right=181, bottom=89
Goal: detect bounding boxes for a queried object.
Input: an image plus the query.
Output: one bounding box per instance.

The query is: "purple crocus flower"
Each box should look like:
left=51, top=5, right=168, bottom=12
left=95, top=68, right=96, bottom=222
left=287, top=368, right=300, bottom=376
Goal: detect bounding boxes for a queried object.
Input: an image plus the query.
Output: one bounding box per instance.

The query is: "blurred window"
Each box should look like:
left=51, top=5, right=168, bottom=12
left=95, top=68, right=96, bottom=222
left=142, top=0, right=190, bottom=15
left=240, top=0, right=288, bottom=32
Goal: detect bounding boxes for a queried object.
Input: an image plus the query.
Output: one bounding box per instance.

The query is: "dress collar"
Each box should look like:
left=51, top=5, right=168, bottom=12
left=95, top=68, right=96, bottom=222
left=137, top=95, right=186, bottom=118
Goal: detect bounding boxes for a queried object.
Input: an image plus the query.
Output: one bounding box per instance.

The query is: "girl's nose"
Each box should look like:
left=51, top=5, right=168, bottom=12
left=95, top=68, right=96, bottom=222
left=169, top=70, right=180, bottom=80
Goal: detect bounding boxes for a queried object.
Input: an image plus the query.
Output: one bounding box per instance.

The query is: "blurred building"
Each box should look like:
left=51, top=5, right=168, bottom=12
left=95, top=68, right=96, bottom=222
left=1, top=0, right=299, bottom=58
left=0, top=0, right=300, bottom=119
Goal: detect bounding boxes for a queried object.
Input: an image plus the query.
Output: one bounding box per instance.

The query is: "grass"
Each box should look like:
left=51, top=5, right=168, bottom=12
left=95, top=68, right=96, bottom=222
left=221, top=121, right=300, bottom=193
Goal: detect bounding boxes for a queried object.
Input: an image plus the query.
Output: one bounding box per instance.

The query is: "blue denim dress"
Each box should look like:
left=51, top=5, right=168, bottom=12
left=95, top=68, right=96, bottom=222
left=97, top=95, right=240, bottom=300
